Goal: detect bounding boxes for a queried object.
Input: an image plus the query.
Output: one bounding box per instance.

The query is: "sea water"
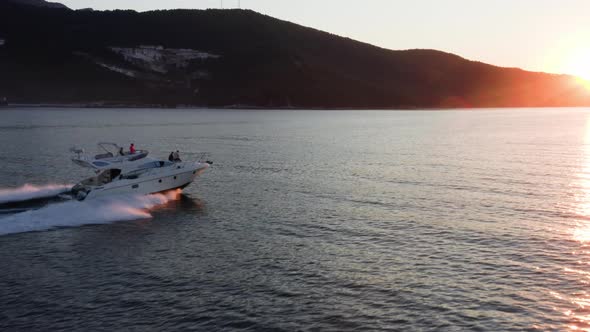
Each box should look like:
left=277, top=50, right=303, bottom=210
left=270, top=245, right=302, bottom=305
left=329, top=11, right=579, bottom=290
left=0, top=107, right=589, bottom=330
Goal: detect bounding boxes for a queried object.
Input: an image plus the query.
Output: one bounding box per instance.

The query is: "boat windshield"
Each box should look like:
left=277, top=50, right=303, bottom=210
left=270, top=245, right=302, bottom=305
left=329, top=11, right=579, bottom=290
left=120, top=161, right=173, bottom=180
left=138, top=161, right=173, bottom=169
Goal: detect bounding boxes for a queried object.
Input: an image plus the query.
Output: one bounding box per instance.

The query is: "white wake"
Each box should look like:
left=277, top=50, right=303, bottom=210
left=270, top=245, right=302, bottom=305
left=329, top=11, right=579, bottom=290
left=0, top=184, right=73, bottom=204
left=0, top=191, right=180, bottom=236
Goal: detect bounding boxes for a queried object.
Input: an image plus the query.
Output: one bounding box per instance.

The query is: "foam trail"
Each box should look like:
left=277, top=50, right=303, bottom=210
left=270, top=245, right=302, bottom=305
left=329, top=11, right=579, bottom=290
left=0, top=191, right=180, bottom=236
left=0, top=184, right=73, bottom=204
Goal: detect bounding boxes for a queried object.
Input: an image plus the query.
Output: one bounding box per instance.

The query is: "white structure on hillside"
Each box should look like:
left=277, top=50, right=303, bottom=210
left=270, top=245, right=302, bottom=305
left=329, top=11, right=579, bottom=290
left=110, top=46, right=220, bottom=74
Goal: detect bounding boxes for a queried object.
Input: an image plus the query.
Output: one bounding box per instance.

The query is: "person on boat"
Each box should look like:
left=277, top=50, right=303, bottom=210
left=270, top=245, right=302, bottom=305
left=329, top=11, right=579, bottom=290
left=129, top=143, right=136, bottom=154
left=119, top=147, right=125, bottom=156
left=168, top=152, right=174, bottom=162
left=173, top=150, right=181, bottom=162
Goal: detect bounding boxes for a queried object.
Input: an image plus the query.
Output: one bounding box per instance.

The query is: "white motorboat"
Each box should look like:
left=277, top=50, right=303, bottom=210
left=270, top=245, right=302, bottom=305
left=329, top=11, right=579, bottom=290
left=69, top=143, right=210, bottom=201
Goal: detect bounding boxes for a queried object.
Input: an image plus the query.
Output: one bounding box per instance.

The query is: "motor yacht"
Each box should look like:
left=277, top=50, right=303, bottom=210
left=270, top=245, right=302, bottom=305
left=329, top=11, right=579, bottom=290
left=69, top=143, right=210, bottom=200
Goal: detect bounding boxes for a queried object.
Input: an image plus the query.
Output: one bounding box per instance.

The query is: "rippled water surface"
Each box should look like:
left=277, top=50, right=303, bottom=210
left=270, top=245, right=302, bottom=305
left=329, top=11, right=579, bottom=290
left=2, top=108, right=590, bottom=331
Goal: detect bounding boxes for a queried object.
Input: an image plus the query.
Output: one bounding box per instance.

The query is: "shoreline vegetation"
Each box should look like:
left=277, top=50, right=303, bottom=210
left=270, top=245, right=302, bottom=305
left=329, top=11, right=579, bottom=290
left=2, top=103, right=589, bottom=111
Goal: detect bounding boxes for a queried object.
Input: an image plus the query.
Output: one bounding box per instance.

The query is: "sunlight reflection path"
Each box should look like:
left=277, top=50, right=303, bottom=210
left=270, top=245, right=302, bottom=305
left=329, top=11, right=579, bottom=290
left=565, top=116, right=590, bottom=331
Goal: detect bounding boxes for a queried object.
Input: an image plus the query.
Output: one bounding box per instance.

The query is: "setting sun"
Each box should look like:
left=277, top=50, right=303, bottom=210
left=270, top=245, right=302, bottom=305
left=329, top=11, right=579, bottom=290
left=563, top=48, right=590, bottom=81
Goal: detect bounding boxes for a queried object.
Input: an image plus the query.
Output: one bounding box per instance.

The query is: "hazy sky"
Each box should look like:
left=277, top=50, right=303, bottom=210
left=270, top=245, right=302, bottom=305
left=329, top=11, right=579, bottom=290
left=59, top=0, right=590, bottom=78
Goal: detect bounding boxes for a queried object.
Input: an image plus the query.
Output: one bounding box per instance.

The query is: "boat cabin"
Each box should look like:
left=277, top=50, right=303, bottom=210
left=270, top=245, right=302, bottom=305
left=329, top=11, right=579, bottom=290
left=120, top=160, right=175, bottom=180
left=76, top=168, right=122, bottom=187
left=78, top=160, right=176, bottom=187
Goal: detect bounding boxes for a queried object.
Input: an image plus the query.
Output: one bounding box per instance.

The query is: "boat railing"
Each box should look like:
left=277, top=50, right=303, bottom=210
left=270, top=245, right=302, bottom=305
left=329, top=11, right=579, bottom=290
left=71, top=148, right=149, bottom=165
left=195, top=152, right=211, bottom=162
left=126, top=150, right=149, bottom=161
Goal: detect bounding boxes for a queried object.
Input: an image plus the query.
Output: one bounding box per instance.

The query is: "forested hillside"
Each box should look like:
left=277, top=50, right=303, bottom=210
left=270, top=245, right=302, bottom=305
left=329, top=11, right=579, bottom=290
left=1, top=0, right=589, bottom=108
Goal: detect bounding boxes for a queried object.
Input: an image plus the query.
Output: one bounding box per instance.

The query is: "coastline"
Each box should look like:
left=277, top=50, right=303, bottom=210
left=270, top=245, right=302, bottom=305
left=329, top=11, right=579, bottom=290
left=2, top=103, right=590, bottom=111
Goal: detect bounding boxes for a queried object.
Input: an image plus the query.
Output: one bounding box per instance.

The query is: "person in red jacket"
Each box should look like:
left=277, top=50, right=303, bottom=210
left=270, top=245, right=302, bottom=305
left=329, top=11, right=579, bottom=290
left=129, top=143, right=136, bottom=154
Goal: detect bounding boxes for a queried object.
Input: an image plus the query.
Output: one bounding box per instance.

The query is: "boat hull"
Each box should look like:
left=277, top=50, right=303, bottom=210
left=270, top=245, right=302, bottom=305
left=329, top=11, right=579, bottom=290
left=80, top=163, right=209, bottom=200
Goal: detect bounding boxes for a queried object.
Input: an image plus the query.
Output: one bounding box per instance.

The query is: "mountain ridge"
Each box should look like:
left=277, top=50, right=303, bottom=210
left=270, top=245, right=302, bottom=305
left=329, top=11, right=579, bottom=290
left=6, top=0, right=68, bottom=9
left=0, top=2, right=589, bottom=108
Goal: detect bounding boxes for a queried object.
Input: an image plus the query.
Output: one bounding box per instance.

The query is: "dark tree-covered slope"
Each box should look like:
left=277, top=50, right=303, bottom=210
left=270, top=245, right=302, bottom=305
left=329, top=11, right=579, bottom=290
left=6, top=0, right=68, bottom=9
left=1, top=1, right=589, bottom=107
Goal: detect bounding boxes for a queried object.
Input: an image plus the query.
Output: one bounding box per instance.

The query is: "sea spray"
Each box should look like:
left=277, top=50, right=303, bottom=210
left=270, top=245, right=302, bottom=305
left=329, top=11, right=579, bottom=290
left=0, top=191, right=180, bottom=236
left=0, top=184, right=73, bottom=204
